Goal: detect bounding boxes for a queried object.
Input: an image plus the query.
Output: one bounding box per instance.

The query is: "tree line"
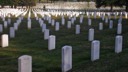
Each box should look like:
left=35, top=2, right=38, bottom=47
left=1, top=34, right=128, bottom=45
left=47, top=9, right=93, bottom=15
left=96, top=0, right=128, bottom=12
left=0, top=0, right=37, bottom=8
left=0, top=0, right=128, bottom=12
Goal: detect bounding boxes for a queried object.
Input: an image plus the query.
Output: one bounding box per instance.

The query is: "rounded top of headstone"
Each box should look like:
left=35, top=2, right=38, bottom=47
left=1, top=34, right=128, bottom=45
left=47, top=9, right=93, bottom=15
left=92, top=40, right=100, bottom=43
left=2, top=34, right=8, bottom=36
left=18, top=55, right=32, bottom=59
left=116, top=35, right=123, bottom=38
left=62, top=45, right=72, bottom=49
left=50, top=35, right=55, bottom=37
left=89, top=28, right=94, bottom=30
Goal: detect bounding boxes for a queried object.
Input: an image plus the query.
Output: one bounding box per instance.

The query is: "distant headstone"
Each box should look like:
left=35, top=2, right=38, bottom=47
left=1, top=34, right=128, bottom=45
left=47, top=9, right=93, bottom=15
left=28, top=21, right=31, bottom=29
left=42, top=24, right=46, bottom=32
left=71, top=18, right=74, bottom=25
left=62, top=18, right=65, bottom=25
left=51, top=19, right=55, bottom=26
left=14, top=23, right=18, bottom=31
left=75, top=25, right=80, bottom=34
left=2, top=17, right=5, bottom=21
left=36, top=17, right=38, bottom=20
left=62, top=45, right=72, bottom=72
left=0, top=24, right=3, bottom=33
left=18, top=55, right=32, bottom=72
left=118, top=18, right=122, bottom=24
left=99, top=23, right=103, bottom=30
left=44, top=29, right=49, bottom=40
left=80, top=15, right=83, bottom=24
left=39, top=20, right=44, bottom=27
left=48, top=35, right=56, bottom=50
left=109, top=20, right=113, bottom=29
left=1, top=34, right=9, bottom=47
left=115, top=35, right=123, bottom=53
left=55, top=22, right=59, bottom=31
left=48, top=17, right=52, bottom=24
left=9, top=27, right=15, bottom=38
left=102, top=15, right=105, bottom=21
left=8, top=18, right=11, bottom=25
left=88, top=28, right=94, bottom=41
left=125, top=13, right=127, bottom=19
left=117, top=24, right=122, bottom=34
left=4, top=21, right=7, bottom=28
left=88, top=19, right=91, bottom=26
left=94, top=13, right=96, bottom=19
left=67, top=21, right=71, bottom=29
left=114, top=14, right=117, bottom=19
left=91, top=40, right=100, bottom=61
left=105, top=17, right=108, bottom=24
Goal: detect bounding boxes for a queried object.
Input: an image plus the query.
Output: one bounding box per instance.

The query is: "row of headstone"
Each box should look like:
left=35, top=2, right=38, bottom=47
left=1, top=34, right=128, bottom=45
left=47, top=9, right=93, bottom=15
left=0, top=8, right=26, bottom=18
left=18, top=35, right=123, bottom=72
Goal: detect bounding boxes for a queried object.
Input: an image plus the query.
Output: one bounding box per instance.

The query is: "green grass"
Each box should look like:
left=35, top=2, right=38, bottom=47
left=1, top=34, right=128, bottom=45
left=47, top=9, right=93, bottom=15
left=0, top=11, right=128, bottom=72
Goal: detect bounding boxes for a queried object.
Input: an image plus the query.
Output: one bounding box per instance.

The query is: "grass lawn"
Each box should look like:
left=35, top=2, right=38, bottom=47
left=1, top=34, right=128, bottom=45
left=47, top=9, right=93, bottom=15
left=0, top=11, right=128, bottom=72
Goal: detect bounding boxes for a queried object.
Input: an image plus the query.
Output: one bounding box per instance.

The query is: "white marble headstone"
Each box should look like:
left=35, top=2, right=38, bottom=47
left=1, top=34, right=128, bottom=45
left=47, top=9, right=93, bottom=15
left=48, top=17, right=52, bottom=24
left=91, top=40, right=100, bottom=61
left=71, top=18, right=74, bottom=25
left=14, top=23, right=18, bottom=31
left=102, top=15, right=105, bottom=21
left=1, top=34, right=9, bottom=47
left=105, top=17, right=108, bottom=24
left=115, top=35, right=123, bottom=53
left=51, top=19, right=55, bottom=26
left=88, top=28, right=94, bottom=41
left=62, top=18, right=65, bottom=25
left=0, top=24, right=3, bottom=33
left=42, top=24, right=46, bottom=32
left=88, top=19, right=91, bottom=26
left=9, top=27, right=15, bottom=38
left=28, top=21, right=31, bottom=29
left=75, top=25, right=80, bottom=34
left=67, top=21, right=71, bottom=29
left=109, top=20, right=113, bottom=29
left=62, top=45, right=72, bottom=72
left=44, top=29, right=49, bottom=40
left=48, top=35, right=56, bottom=50
left=125, top=13, right=127, bottom=19
left=18, top=55, right=32, bottom=72
left=80, top=15, right=83, bottom=24
left=99, top=23, right=103, bottom=30
left=117, top=24, right=122, bottom=34
left=8, top=18, right=11, bottom=25
left=55, top=22, right=59, bottom=31
left=4, top=21, right=7, bottom=28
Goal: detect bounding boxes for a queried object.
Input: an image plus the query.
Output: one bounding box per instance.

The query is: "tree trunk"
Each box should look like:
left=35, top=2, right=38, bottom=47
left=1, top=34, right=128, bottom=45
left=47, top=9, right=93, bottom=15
left=14, top=5, right=17, bottom=9
left=126, top=6, right=128, bottom=12
left=87, top=2, right=90, bottom=7
left=11, top=5, right=13, bottom=8
left=110, top=4, right=113, bottom=12
left=22, top=5, right=24, bottom=8
left=1, top=5, right=4, bottom=8
left=126, top=1, right=128, bottom=12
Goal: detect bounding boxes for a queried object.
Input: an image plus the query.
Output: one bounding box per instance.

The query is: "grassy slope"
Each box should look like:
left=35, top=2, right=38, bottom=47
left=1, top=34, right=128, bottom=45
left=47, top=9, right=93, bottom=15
left=0, top=12, right=128, bottom=72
